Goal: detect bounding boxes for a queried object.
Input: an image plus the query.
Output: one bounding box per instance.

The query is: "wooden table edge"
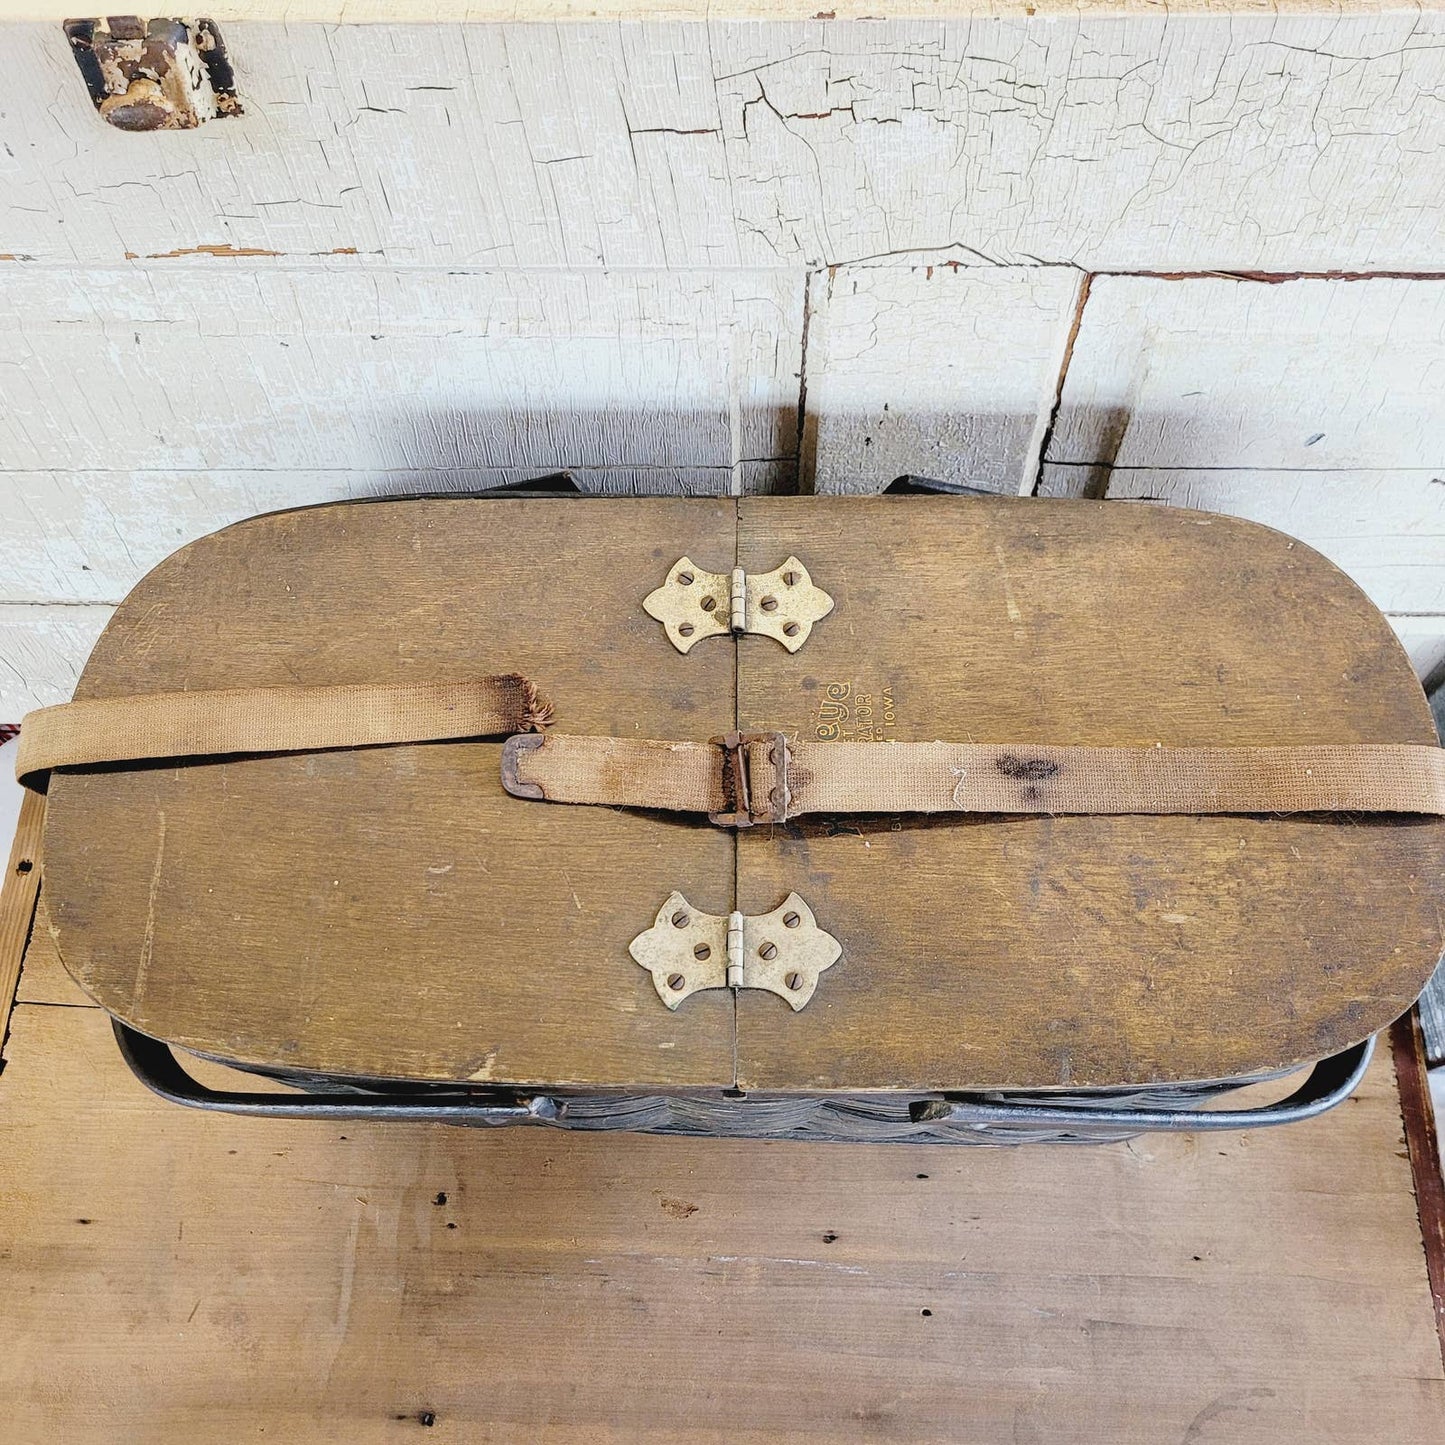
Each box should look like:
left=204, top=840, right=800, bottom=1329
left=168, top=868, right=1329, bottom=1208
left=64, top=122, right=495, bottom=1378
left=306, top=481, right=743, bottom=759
left=1392, top=1006, right=1445, bottom=1368
left=0, top=788, right=43, bottom=1056
left=4, top=786, right=1445, bottom=1378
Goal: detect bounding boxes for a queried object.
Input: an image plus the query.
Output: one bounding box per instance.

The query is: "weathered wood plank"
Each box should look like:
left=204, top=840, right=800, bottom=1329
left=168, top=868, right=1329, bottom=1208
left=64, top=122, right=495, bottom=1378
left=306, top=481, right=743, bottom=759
left=0, top=1001, right=1441, bottom=1442
left=0, top=605, right=113, bottom=717
left=14, top=893, right=92, bottom=1008
left=0, top=790, right=43, bottom=1044
left=0, top=467, right=778, bottom=607
left=5, top=483, right=1440, bottom=707
left=0, top=739, right=21, bottom=893
left=738, top=496, right=1444, bottom=1090
left=3, top=15, right=1444, bottom=271
left=0, top=266, right=801, bottom=485
left=1, top=1, right=1422, bottom=20
left=1049, top=277, right=1445, bottom=474
left=804, top=263, right=1081, bottom=494
left=42, top=498, right=742, bottom=1088
left=1039, top=469, right=1445, bottom=615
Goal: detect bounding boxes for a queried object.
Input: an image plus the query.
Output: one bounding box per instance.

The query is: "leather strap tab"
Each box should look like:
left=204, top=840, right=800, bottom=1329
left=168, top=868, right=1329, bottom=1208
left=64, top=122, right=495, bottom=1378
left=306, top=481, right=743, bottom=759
left=502, top=733, right=728, bottom=814
left=18, top=674, right=550, bottom=792
left=794, top=740, right=1445, bottom=816
left=501, top=733, right=1445, bottom=821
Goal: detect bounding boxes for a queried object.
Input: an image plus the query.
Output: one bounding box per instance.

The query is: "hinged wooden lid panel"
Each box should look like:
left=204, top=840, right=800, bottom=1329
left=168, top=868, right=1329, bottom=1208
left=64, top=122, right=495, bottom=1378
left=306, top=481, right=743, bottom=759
left=39, top=493, right=1445, bottom=1093
left=734, top=497, right=1445, bottom=1090
left=43, top=498, right=739, bottom=1088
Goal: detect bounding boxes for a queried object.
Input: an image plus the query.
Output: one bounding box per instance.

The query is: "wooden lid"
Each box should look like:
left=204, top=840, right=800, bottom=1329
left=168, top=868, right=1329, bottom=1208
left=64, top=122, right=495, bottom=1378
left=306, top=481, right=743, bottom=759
left=42, top=495, right=1445, bottom=1090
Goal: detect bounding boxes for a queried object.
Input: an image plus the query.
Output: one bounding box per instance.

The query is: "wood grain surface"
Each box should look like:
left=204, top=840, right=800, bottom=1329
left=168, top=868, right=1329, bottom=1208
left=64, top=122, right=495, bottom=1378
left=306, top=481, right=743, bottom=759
left=0, top=268, right=801, bottom=488
left=0, top=998, right=1441, bottom=1444
left=13, top=894, right=89, bottom=1007
left=1040, top=472, right=1445, bottom=615
left=37, top=494, right=1445, bottom=1091
left=736, top=496, right=1445, bottom=1089
left=0, top=790, right=44, bottom=1041
left=42, top=498, right=739, bottom=1087
left=1394, top=1008, right=1445, bottom=1352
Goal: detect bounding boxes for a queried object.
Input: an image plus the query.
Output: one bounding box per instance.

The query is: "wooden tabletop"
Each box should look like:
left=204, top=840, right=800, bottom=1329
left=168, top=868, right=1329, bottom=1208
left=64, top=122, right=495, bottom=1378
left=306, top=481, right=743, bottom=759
left=2, top=800, right=1444, bottom=1442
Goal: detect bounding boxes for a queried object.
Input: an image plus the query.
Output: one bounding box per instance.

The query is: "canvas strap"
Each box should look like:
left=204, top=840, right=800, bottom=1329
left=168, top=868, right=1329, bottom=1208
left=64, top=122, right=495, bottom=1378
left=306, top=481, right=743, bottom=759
left=502, top=732, right=1445, bottom=821
left=16, top=674, right=551, bottom=792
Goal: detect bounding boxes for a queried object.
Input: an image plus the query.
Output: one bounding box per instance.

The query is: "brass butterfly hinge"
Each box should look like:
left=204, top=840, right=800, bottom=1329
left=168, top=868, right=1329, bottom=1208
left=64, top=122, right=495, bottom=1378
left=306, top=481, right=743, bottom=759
left=629, top=892, right=842, bottom=1010
left=643, top=558, right=834, bottom=654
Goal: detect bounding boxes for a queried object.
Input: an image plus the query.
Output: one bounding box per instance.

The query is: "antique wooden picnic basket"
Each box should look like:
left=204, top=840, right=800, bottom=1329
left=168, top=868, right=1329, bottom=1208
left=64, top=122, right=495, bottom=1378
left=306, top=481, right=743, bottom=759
left=19, top=488, right=1445, bottom=1142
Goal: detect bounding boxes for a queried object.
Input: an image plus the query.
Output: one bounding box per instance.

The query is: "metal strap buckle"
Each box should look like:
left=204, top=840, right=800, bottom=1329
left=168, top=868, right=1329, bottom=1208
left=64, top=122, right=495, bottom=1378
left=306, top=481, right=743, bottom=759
left=709, top=731, right=791, bottom=827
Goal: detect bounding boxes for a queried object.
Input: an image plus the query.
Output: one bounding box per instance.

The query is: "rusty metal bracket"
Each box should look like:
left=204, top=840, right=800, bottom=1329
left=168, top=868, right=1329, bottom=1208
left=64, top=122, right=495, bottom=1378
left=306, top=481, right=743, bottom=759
left=708, top=732, right=791, bottom=827
left=629, top=892, right=842, bottom=1011
left=643, top=557, right=834, bottom=654
left=65, top=17, right=241, bottom=131
left=499, top=732, right=547, bottom=800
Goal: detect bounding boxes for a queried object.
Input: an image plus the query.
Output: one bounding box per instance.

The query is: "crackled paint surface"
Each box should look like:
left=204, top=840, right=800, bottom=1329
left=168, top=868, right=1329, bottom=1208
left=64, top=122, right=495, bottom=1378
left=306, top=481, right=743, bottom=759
left=0, top=16, right=1442, bottom=711
left=5, top=16, right=1445, bottom=269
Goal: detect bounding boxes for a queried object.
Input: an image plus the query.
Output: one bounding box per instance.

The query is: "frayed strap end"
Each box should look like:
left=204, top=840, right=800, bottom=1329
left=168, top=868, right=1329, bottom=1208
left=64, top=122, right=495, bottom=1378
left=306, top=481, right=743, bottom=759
left=521, top=679, right=555, bottom=733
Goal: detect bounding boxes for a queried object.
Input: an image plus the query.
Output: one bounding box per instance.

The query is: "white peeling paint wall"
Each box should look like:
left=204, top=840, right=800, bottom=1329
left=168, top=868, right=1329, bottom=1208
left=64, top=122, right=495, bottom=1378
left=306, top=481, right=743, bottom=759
left=802, top=265, right=1084, bottom=495
left=8, top=14, right=1444, bottom=271
left=0, top=14, right=1443, bottom=712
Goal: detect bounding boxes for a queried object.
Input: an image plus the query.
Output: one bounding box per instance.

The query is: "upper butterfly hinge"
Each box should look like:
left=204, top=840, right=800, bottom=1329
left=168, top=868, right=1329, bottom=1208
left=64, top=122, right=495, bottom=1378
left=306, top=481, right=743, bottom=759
left=629, top=892, right=842, bottom=1010
left=642, top=557, right=834, bottom=654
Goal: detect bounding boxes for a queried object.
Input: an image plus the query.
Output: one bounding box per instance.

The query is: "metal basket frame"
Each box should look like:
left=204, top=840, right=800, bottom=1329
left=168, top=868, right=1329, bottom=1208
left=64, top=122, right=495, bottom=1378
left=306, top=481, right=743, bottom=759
left=113, top=1020, right=1374, bottom=1143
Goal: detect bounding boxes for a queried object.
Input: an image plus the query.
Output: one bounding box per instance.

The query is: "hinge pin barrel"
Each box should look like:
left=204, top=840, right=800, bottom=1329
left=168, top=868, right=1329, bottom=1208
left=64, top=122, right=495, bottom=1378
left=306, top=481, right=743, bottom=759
left=726, top=910, right=745, bottom=988
left=729, top=567, right=747, bottom=634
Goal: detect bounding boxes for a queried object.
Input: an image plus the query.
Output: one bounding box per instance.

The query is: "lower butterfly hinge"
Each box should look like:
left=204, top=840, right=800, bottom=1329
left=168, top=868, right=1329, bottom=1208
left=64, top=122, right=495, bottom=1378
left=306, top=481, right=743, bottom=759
left=629, top=892, right=842, bottom=1010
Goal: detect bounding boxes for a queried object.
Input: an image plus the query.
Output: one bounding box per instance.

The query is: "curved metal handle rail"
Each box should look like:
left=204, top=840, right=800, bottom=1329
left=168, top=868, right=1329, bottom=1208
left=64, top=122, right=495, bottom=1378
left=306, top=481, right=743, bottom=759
left=114, top=1020, right=1373, bottom=1134
left=113, top=1022, right=560, bottom=1124
left=911, top=1037, right=1375, bottom=1133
